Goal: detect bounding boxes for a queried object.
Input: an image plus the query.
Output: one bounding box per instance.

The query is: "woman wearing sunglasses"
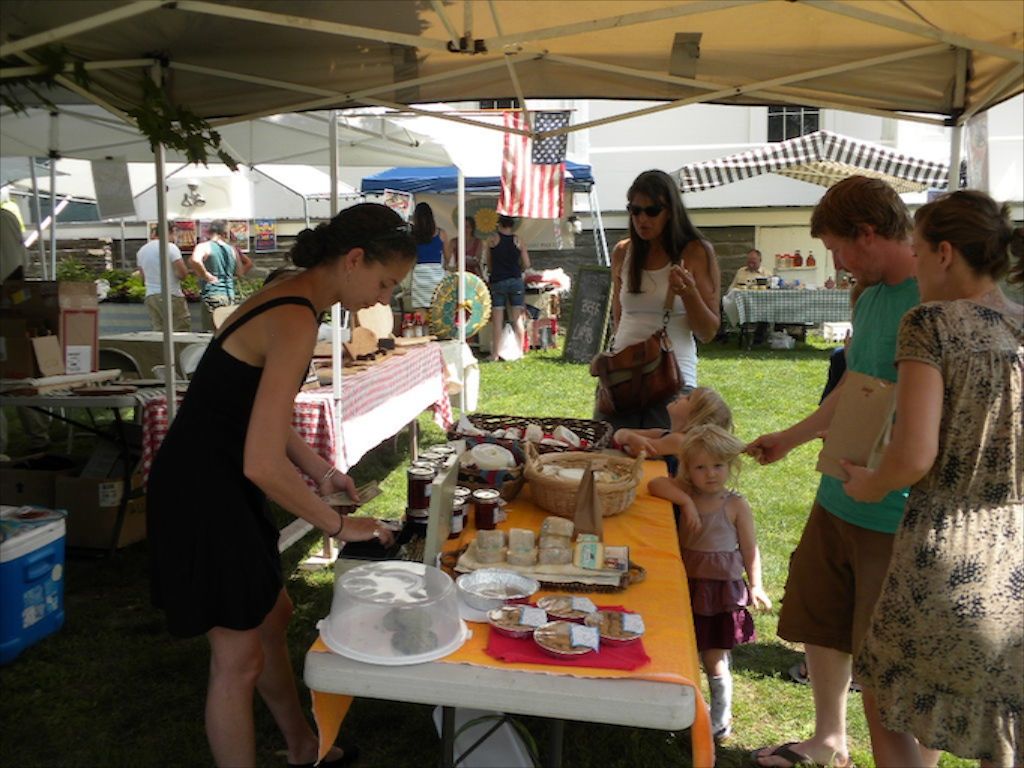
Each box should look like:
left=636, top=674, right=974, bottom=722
left=599, top=169, right=721, bottom=430
left=147, top=204, right=413, bottom=767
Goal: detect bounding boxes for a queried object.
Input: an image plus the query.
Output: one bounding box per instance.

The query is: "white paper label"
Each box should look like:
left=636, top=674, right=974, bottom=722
left=518, top=606, right=547, bottom=628
left=570, top=597, right=597, bottom=613
left=65, top=345, right=92, bottom=374
left=97, top=481, right=123, bottom=507
left=622, top=613, right=646, bottom=634
left=570, top=624, right=600, bottom=651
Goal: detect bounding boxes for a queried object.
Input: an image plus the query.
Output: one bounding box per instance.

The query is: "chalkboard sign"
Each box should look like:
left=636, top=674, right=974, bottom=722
left=562, top=265, right=612, bottom=364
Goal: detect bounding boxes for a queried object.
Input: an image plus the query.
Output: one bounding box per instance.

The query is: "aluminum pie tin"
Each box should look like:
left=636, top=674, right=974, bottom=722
left=456, top=568, right=540, bottom=612
left=533, top=620, right=597, bottom=658
left=583, top=610, right=644, bottom=645
left=487, top=604, right=544, bottom=639
left=536, top=595, right=594, bottom=622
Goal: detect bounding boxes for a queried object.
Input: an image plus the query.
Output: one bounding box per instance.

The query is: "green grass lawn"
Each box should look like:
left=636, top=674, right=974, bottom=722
left=0, top=335, right=973, bottom=767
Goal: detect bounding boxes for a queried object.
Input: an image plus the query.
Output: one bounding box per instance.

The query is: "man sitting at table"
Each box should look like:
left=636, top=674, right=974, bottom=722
left=729, top=248, right=773, bottom=289
left=137, top=222, right=191, bottom=332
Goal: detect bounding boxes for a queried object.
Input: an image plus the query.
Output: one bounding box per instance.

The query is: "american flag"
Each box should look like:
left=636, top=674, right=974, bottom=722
left=497, top=110, right=570, bottom=219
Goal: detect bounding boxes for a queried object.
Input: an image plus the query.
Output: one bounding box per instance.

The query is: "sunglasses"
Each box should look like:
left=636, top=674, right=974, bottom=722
left=626, top=203, right=666, bottom=217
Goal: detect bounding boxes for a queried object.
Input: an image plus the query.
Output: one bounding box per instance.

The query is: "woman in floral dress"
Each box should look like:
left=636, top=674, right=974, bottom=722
left=843, top=190, right=1023, bottom=766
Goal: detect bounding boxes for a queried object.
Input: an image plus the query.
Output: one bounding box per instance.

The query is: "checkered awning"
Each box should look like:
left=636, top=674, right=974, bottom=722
left=678, top=131, right=949, bottom=194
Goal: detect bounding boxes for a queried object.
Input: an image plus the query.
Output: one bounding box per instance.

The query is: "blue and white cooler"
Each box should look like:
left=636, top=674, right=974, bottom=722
left=0, top=506, right=66, bottom=664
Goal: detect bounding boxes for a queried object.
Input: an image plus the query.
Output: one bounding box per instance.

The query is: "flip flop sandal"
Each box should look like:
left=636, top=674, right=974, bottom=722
left=750, top=742, right=819, bottom=767
left=750, top=742, right=855, bottom=768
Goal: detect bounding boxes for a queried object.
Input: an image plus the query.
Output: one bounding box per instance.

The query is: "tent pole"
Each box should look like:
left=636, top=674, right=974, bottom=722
left=28, top=159, right=46, bottom=278
left=322, top=108, right=342, bottom=562
left=590, top=187, right=609, bottom=266
left=457, top=167, right=466, bottom=414
left=152, top=65, right=175, bottom=420
left=948, top=125, right=963, bottom=191
left=48, top=112, right=57, bottom=280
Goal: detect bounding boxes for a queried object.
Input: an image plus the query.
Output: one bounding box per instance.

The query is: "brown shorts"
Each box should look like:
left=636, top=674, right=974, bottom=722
left=777, top=500, right=895, bottom=655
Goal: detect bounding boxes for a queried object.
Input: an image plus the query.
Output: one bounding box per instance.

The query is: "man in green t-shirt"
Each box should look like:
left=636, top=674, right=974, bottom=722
left=749, top=177, right=931, bottom=768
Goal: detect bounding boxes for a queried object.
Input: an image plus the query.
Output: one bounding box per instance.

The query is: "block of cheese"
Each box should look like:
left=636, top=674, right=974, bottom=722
left=541, top=517, right=574, bottom=538
left=539, top=534, right=572, bottom=550
left=538, top=546, right=572, bottom=565
left=476, top=529, right=506, bottom=550
left=573, top=538, right=605, bottom=570
left=475, top=545, right=508, bottom=564
left=508, top=528, right=535, bottom=551
left=507, top=547, right=538, bottom=566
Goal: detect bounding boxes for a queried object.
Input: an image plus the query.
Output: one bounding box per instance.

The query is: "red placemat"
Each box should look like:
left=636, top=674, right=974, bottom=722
left=484, top=606, right=651, bottom=671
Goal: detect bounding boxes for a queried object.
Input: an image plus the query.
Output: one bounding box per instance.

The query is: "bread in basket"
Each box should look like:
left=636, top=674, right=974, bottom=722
left=523, top=443, right=644, bottom=518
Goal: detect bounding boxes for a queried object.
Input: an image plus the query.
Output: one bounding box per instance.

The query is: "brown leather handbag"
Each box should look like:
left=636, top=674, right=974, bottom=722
left=590, top=284, right=682, bottom=415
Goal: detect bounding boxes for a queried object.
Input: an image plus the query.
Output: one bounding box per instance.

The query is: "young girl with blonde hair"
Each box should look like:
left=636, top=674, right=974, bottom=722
left=649, top=424, right=771, bottom=741
left=613, top=386, right=732, bottom=459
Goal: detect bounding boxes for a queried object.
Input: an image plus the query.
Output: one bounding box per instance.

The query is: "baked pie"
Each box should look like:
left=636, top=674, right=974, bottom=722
left=583, top=610, right=645, bottom=644
left=536, top=595, right=597, bottom=621
left=532, top=620, right=599, bottom=657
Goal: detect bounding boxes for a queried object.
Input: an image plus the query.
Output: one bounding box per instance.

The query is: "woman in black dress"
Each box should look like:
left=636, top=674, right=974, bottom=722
left=147, top=203, right=415, bottom=767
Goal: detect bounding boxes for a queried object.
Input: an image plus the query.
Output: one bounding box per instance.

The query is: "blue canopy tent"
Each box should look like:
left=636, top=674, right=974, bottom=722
left=360, top=161, right=594, bottom=195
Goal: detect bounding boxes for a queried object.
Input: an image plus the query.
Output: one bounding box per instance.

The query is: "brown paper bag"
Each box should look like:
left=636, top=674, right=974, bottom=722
left=573, top=464, right=604, bottom=540
left=816, top=371, right=897, bottom=481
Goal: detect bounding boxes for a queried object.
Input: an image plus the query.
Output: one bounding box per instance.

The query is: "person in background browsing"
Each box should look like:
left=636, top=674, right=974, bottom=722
left=0, top=207, right=50, bottom=457
left=598, top=169, right=721, bottom=431
left=409, top=202, right=447, bottom=313
left=729, top=248, right=773, bottom=289
left=747, top=176, right=923, bottom=768
left=147, top=204, right=412, bottom=768
left=446, top=215, right=483, bottom=277
left=485, top=214, right=531, bottom=360
left=137, top=222, right=191, bottom=332
left=842, top=190, right=1022, bottom=767
left=649, top=424, right=771, bottom=742
left=191, top=219, right=253, bottom=330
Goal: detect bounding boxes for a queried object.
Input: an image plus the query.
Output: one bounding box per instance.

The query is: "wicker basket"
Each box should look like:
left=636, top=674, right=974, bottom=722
left=448, top=414, right=612, bottom=455
left=523, top=443, right=644, bottom=518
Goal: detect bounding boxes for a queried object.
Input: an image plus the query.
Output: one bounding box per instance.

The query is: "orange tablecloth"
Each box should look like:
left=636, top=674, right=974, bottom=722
left=309, top=460, right=713, bottom=767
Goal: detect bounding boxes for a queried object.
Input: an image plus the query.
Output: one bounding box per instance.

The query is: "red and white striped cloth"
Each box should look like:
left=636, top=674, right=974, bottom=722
left=496, top=110, right=568, bottom=219
left=140, top=343, right=453, bottom=484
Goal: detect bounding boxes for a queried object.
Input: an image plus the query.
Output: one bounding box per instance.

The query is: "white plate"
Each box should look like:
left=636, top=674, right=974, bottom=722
left=456, top=596, right=490, bottom=623
left=318, top=618, right=471, bottom=666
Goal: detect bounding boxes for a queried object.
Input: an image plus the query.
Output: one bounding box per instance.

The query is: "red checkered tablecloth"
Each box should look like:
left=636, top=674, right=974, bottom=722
left=141, top=343, right=452, bottom=483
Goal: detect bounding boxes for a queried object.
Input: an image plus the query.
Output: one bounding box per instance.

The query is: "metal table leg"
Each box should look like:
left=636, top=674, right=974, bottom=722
left=546, top=718, right=564, bottom=768
left=440, top=705, right=456, bottom=768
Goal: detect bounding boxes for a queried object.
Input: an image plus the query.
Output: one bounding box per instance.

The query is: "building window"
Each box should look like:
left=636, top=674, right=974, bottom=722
left=480, top=98, right=519, bottom=110
left=768, top=106, right=820, bottom=142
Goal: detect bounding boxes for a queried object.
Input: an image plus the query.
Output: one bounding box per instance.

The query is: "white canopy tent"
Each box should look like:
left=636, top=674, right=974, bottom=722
left=1, top=1, right=1020, bottom=509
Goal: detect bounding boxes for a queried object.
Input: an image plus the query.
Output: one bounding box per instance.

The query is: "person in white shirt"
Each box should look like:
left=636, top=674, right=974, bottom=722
left=137, top=223, right=191, bottom=331
left=729, top=249, right=773, bottom=289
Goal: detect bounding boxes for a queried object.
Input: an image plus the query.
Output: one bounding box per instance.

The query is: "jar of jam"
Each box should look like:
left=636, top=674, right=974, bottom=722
left=407, top=465, right=435, bottom=510
left=472, top=488, right=501, bottom=531
left=448, top=496, right=467, bottom=539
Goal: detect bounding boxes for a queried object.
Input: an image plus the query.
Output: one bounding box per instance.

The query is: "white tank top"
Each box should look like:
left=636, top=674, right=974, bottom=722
left=613, top=251, right=698, bottom=388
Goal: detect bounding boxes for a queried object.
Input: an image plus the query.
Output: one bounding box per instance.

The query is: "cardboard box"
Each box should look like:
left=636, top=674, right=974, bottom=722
left=0, top=280, right=99, bottom=375
left=0, top=455, right=79, bottom=508
left=0, top=319, right=37, bottom=379
left=55, top=474, right=146, bottom=550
